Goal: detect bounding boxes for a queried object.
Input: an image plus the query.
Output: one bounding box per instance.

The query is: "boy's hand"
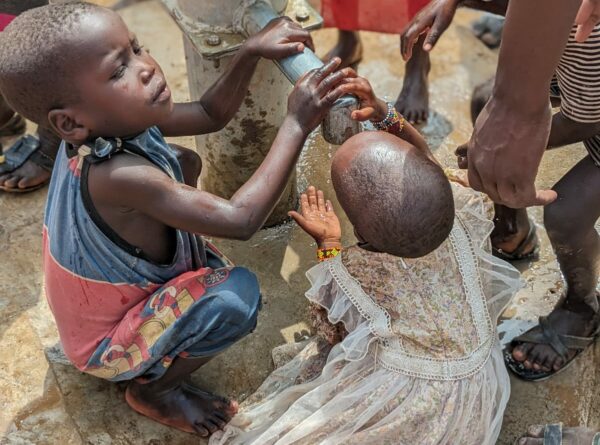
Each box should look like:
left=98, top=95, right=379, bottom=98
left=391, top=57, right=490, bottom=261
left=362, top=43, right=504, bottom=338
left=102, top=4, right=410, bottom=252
left=287, top=57, right=351, bottom=134
left=245, top=17, right=315, bottom=60
left=288, top=186, right=342, bottom=248
left=337, top=74, right=388, bottom=122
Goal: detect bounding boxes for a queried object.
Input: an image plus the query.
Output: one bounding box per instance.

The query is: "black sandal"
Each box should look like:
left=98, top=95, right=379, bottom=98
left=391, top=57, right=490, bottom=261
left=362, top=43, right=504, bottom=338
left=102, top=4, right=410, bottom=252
left=0, top=135, right=54, bottom=192
left=504, top=315, right=600, bottom=382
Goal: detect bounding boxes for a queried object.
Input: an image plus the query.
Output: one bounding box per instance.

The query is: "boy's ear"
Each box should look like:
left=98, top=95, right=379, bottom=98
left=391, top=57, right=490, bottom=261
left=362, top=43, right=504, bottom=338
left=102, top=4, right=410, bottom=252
left=47, top=108, right=90, bottom=144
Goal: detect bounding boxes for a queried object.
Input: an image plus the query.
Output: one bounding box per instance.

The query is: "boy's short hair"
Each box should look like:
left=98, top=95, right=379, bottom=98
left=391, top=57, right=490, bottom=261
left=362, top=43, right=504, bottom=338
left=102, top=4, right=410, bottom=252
left=332, top=132, right=455, bottom=258
left=0, top=2, right=104, bottom=125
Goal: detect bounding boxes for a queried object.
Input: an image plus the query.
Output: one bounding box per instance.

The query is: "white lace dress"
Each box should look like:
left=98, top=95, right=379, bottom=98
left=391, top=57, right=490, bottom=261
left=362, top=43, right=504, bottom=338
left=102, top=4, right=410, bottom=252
left=210, top=185, right=523, bottom=445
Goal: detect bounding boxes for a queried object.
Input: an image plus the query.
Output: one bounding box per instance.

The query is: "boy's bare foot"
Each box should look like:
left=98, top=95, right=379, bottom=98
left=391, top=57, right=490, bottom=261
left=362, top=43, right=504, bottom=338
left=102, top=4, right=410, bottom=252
left=395, top=36, right=431, bottom=124
left=511, top=295, right=600, bottom=373
left=322, top=30, right=362, bottom=69
left=517, top=424, right=598, bottom=445
left=125, top=381, right=238, bottom=436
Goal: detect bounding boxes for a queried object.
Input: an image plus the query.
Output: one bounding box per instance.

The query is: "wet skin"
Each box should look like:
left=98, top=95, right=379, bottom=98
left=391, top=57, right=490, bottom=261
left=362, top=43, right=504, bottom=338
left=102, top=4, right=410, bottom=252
left=43, top=7, right=351, bottom=435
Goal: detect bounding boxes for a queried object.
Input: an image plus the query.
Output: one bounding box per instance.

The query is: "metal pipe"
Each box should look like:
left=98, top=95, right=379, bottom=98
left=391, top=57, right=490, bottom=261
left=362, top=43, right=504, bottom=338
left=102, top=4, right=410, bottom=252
left=242, top=1, right=360, bottom=145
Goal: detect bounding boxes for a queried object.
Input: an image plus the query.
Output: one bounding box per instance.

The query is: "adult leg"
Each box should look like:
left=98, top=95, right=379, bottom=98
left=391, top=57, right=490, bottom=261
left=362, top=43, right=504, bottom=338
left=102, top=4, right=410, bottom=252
left=322, top=30, right=363, bottom=69
left=512, top=155, right=600, bottom=372
left=395, top=34, right=431, bottom=124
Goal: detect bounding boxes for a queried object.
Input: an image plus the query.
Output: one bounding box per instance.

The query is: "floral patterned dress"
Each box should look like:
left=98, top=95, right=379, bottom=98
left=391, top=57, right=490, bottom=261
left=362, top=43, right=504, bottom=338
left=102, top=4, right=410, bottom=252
left=210, top=185, right=522, bottom=445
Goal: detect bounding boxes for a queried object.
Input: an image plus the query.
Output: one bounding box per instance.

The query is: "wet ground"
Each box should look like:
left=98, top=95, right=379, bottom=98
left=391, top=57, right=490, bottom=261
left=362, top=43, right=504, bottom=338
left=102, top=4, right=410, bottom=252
left=1, top=1, right=598, bottom=444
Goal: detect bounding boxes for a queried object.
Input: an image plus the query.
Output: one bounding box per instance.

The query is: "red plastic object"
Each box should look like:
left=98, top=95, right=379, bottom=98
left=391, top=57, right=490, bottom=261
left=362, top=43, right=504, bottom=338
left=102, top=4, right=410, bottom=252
left=0, top=14, right=16, bottom=32
left=321, top=0, right=430, bottom=34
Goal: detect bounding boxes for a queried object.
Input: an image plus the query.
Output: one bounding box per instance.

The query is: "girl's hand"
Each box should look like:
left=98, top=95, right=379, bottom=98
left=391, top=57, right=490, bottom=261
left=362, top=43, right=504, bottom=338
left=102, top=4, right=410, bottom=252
left=288, top=186, right=342, bottom=248
left=337, top=74, right=388, bottom=122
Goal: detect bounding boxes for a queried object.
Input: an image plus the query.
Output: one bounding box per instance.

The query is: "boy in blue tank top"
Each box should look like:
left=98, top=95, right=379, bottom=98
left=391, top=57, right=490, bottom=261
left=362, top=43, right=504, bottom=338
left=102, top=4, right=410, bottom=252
left=0, top=2, right=351, bottom=436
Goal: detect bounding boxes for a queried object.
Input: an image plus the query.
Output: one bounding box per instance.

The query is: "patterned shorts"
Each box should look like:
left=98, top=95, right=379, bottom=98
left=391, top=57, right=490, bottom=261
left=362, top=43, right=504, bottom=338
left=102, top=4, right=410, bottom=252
left=83, top=249, right=261, bottom=382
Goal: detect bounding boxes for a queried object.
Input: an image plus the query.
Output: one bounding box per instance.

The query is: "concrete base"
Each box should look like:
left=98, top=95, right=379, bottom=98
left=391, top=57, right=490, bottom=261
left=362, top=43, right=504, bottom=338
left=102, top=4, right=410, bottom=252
left=1, top=1, right=598, bottom=444
left=183, top=28, right=297, bottom=227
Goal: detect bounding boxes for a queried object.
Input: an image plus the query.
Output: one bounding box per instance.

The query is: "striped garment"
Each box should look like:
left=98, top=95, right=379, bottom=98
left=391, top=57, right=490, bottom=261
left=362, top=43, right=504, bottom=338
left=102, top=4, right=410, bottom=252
left=554, top=23, right=600, bottom=166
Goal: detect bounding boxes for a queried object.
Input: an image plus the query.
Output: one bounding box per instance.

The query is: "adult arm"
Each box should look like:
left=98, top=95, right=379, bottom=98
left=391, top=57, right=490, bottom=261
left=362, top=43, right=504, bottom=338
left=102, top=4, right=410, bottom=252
left=466, top=0, right=581, bottom=208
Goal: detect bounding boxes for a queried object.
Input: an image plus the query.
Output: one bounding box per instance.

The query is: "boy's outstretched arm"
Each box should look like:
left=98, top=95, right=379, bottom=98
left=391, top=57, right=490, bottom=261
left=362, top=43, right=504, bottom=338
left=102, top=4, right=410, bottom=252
left=159, top=17, right=314, bottom=136
left=90, top=59, right=350, bottom=240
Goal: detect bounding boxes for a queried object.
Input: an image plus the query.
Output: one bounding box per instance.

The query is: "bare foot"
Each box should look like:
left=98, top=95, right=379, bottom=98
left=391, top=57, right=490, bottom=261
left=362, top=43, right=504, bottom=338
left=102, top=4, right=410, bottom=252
left=0, top=159, right=50, bottom=191
left=395, top=39, right=430, bottom=124
left=511, top=296, right=599, bottom=372
left=517, top=424, right=598, bottom=445
left=125, top=381, right=238, bottom=436
left=322, top=30, right=363, bottom=69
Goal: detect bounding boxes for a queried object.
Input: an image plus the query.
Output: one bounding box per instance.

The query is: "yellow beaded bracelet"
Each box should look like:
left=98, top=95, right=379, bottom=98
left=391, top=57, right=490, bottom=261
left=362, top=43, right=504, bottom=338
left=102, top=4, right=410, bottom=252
left=317, top=246, right=342, bottom=262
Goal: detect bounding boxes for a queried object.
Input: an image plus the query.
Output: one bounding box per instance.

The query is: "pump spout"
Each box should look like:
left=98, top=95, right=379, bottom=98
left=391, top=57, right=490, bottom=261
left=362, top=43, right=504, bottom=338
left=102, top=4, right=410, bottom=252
left=242, top=1, right=360, bottom=145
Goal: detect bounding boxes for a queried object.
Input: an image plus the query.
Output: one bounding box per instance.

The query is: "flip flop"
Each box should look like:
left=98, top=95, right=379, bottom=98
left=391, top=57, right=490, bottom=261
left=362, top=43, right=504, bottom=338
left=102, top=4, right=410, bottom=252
left=504, top=315, right=600, bottom=382
left=0, top=135, right=53, bottom=193
left=524, top=423, right=600, bottom=445
left=493, top=219, right=540, bottom=262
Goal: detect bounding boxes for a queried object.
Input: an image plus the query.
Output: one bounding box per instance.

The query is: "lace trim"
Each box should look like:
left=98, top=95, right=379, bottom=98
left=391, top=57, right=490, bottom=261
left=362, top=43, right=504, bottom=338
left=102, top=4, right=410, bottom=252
left=329, top=216, right=495, bottom=381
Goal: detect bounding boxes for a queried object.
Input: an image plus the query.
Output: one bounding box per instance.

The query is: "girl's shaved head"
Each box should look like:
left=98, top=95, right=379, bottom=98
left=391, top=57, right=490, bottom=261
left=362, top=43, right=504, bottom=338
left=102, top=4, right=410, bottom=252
left=331, top=131, right=454, bottom=258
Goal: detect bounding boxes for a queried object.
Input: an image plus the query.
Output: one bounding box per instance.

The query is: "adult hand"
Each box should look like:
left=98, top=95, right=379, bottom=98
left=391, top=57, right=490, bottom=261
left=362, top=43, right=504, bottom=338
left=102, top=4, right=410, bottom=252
left=575, top=0, right=600, bottom=42
left=287, top=58, right=350, bottom=134
left=401, top=0, right=460, bottom=60
left=288, top=186, right=342, bottom=248
left=466, top=98, right=557, bottom=208
left=245, top=17, right=315, bottom=60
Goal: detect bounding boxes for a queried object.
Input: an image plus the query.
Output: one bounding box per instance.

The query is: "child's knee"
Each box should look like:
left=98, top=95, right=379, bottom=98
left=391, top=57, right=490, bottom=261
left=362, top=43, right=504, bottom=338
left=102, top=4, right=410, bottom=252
left=218, top=267, right=261, bottom=333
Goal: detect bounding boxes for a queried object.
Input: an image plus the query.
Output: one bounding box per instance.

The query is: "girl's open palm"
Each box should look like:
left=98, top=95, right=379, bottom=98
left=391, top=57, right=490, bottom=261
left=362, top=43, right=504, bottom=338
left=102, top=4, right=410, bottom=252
left=288, top=186, right=341, bottom=246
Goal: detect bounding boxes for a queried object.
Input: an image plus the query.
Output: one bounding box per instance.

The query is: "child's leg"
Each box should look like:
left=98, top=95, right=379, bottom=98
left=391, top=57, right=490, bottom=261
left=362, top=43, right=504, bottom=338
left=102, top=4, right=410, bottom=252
left=126, top=355, right=234, bottom=436
left=323, top=30, right=363, bottom=69
left=85, top=266, right=261, bottom=435
left=395, top=34, right=431, bottom=124
left=512, top=155, right=600, bottom=371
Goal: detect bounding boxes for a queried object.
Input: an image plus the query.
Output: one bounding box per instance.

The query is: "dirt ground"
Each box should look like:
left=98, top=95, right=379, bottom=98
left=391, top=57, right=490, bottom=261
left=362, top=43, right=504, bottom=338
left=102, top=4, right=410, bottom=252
left=0, top=1, right=598, bottom=444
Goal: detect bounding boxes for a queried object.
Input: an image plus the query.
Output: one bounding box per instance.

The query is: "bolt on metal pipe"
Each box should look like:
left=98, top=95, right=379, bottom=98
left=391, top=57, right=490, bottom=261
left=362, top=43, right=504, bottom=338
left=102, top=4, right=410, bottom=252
left=242, top=1, right=360, bottom=145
